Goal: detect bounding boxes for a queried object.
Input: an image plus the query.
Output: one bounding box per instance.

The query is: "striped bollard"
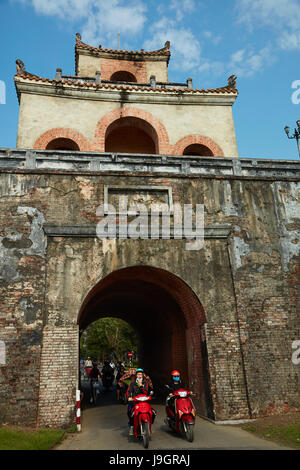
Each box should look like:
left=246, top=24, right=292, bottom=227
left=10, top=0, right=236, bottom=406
left=76, top=390, right=81, bottom=431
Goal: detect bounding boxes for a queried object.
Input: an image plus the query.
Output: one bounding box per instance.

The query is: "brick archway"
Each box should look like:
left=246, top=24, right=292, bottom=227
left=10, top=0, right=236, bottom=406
left=78, top=265, right=214, bottom=418
left=34, top=128, right=92, bottom=151
left=173, top=134, right=224, bottom=157
left=93, top=108, right=170, bottom=154
left=110, top=70, right=137, bottom=82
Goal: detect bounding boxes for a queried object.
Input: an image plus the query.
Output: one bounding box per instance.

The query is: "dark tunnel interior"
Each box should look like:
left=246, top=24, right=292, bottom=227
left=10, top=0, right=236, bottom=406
left=78, top=266, right=212, bottom=416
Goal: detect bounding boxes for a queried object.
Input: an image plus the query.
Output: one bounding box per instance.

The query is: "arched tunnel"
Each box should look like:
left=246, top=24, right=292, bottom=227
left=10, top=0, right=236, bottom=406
left=77, top=266, right=214, bottom=418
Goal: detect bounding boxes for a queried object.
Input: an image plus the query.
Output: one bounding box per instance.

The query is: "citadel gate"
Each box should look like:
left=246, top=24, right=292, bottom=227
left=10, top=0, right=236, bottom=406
left=0, top=34, right=299, bottom=428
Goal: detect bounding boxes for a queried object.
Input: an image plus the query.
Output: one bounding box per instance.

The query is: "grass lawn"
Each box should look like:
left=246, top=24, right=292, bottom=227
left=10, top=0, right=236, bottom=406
left=0, top=425, right=73, bottom=450
left=242, top=413, right=300, bottom=450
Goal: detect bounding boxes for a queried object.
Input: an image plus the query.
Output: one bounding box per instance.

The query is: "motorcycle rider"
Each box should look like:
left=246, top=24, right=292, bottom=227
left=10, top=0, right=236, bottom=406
left=166, top=370, right=186, bottom=416
left=127, top=368, right=154, bottom=436
left=101, top=360, right=114, bottom=388
left=116, top=364, right=126, bottom=401
left=89, top=361, right=102, bottom=403
left=84, top=356, right=93, bottom=379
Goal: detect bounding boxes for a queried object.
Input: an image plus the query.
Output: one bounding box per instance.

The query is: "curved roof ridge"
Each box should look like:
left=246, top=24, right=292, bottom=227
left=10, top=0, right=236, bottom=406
left=75, top=33, right=171, bottom=57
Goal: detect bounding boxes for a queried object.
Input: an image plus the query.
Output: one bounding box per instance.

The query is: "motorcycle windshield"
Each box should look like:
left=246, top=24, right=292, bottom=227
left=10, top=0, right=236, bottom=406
left=174, top=388, right=189, bottom=396
left=136, top=396, right=150, bottom=401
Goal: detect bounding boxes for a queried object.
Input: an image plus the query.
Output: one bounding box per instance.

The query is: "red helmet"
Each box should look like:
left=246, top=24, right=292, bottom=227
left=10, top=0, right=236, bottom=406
left=171, top=370, right=180, bottom=377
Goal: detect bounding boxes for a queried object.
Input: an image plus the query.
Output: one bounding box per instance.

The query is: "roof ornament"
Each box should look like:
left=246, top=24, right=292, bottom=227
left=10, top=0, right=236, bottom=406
left=76, top=33, right=82, bottom=42
left=16, top=59, right=26, bottom=73
left=165, top=41, right=170, bottom=49
left=228, top=75, right=237, bottom=88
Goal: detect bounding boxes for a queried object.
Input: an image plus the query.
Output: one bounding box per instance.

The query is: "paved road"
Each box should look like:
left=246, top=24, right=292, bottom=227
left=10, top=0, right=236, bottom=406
left=56, top=383, right=291, bottom=450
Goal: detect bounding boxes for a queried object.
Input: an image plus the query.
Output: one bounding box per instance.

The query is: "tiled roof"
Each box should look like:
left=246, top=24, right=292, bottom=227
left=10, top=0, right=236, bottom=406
left=14, top=71, right=238, bottom=96
left=75, top=33, right=171, bottom=58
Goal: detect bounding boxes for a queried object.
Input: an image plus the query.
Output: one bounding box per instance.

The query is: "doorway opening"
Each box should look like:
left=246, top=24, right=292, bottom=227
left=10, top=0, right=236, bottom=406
left=183, top=144, right=213, bottom=156
left=105, top=117, right=158, bottom=154
left=46, top=137, right=80, bottom=151
left=77, top=266, right=214, bottom=419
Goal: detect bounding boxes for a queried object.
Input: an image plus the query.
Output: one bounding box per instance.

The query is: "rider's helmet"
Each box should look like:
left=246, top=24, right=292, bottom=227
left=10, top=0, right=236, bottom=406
left=135, top=368, right=144, bottom=384
left=171, top=370, right=180, bottom=382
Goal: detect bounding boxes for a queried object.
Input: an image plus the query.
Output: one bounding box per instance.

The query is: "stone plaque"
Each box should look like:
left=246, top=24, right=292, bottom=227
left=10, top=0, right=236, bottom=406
left=104, top=185, right=173, bottom=215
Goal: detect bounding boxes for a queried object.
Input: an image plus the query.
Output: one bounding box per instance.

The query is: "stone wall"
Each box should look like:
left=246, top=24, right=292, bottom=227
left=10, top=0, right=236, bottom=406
left=0, top=152, right=299, bottom=427
left=15, top=88, right=238, bottom=157
left=0, top=196, right=47, bottom=425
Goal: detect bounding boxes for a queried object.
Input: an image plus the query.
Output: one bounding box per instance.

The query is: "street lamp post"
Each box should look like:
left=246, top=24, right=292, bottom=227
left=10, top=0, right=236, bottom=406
left=284, top=120, right=300, bottom=158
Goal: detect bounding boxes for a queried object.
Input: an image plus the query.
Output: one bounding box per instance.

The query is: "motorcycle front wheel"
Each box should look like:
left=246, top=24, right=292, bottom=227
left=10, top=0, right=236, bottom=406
left=141, top=420, right=150, bottom=449
left=185, top=424, right=194, bottom=442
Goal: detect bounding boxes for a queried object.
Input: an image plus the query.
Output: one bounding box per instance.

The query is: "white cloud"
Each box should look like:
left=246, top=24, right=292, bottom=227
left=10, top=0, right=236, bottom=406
left=197, top=44, right=275, bottom=80
left=202, top=31, right=222, bottom=46
left=227, top=46, right=275, bottom=77
left=198, top=59, right=225, bottom=77
left=13, top=0, right=92, bottom=20
left=170, top=0, right=196, bottom=20
left=236, top=0, right=300, bottom=50
left=155, top=0, right=197, bottom=23
left=81, top=1, right=147, bottom=47
left=12, top=0, right=147, bottom=48
left=144, top=17, right=201, bottom=71
left=278, top=31, right=300, bottom=51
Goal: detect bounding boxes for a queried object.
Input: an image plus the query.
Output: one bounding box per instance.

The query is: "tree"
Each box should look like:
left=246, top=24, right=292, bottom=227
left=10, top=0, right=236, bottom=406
left=80, top=317, right=138, bottom=362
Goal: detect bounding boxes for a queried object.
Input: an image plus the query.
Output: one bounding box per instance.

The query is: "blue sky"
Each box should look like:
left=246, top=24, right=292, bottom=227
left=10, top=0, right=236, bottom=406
left=0, top=0, right=300, bottom=159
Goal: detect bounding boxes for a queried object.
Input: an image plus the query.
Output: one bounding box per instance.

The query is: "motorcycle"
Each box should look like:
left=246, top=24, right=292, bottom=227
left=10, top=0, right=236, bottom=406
left=102, top=372, right=114, bottom=391
left=119, top=383, right=128, bottom=404
left=91, top=378, right=101, bottom=404
left=130, top=392, right=156, bottom=448
left=164, top=384, right=196, bottom=442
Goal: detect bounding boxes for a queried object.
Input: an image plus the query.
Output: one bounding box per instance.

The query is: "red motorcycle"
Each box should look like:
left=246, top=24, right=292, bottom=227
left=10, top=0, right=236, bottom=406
left=165, top=385, right=196, bottom=442
left=130, top=393, right=156, bottom=448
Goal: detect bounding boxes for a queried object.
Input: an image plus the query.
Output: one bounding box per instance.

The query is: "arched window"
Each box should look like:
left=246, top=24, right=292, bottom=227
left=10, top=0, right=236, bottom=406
left=183, top=144, right=213, bottom=156
left=46, top=138, right=80, bottom=151
left=110, top=71, right=137, bottom=83
left=105, top=116, right=158, bottom=154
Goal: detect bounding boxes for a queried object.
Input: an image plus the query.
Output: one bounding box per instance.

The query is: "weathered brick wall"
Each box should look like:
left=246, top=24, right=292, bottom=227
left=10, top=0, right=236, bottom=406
left=0, top=168, right=299, bottom=426
left=0, top=184, right=47, bottom=424
left=37, top=325, right=78, bottom=428
left=99, top=58, right=147, bottom=82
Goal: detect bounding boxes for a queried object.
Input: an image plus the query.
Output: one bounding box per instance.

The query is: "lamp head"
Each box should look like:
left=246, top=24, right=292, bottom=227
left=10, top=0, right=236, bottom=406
left=284, top=126, right=290, bottom=136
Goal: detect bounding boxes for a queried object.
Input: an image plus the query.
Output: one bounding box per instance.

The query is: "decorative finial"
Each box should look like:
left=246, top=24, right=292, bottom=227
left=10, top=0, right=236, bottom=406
left=165, top=41, right=170, bottom=49
left=228, top=75, right=237, bottom=88
left=16, top=59, right=25, bottom=73
left=76, top=33, right=82, bottom=42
